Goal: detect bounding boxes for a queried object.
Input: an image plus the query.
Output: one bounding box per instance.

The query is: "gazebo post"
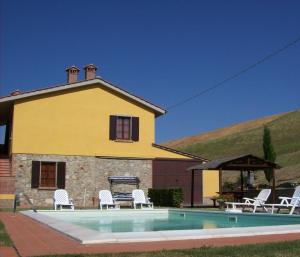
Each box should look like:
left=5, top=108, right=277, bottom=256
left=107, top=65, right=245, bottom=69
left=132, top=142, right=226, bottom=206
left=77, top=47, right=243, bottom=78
left=219, top=168, right=222, bottom=194
left=240, top=170, right=245, bottom=201
left=272, top=168, right=276, bottom=203
left=240, top=170, right=244, bottom=193
left=191, top=169, right=195, bottom=208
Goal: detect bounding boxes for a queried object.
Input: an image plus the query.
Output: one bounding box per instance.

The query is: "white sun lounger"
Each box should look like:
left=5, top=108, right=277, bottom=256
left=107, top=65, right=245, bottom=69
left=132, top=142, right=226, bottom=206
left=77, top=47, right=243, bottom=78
left=132, top=189, right=153, bottom=209
left=225, top=189, right=271, bottom=213
left=263, top=186, right=300, bottom=215
left=53, top=189, right=74, bottom=210
left=99, top=190, right=120, bottom=210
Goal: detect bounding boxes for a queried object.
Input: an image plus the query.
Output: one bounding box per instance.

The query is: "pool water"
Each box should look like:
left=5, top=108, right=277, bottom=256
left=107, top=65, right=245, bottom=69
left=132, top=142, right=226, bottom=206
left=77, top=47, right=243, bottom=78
left=40, top=210, right=300, bottom=233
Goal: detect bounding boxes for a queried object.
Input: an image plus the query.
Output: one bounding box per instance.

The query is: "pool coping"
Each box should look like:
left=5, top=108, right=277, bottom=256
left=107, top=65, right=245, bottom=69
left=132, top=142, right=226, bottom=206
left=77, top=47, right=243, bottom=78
left=21, top=209, right=300, bottom=245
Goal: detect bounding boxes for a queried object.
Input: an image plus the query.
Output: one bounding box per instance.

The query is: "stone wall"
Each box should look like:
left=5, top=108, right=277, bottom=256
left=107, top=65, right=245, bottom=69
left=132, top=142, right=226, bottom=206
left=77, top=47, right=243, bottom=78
left=12, top=154, right=152, bottom=207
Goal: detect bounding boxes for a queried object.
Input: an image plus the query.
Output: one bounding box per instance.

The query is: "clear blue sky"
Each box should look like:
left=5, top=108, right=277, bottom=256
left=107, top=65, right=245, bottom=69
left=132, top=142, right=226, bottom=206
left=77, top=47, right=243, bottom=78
left=0, top=0, right=300, bottom=143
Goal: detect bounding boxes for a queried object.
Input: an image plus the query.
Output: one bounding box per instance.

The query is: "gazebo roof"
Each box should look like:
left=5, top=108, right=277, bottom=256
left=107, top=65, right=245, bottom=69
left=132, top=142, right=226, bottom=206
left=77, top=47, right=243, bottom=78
left=187, top=154, right=281, bottom=171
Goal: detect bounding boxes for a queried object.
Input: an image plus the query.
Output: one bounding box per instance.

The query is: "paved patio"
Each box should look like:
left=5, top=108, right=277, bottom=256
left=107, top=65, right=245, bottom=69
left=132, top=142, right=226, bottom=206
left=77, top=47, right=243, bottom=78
left=1, top=212, right=300, bottom=257
left=0, top=246, right=18, bottom=257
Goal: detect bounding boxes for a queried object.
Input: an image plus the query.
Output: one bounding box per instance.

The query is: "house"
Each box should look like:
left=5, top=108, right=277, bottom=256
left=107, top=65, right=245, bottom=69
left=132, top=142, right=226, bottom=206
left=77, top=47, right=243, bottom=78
left=0, top=64, right=219, bottom=207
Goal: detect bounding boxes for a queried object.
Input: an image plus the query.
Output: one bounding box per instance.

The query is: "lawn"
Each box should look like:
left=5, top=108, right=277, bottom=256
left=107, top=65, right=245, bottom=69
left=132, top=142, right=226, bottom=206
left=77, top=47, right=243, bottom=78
left=0, top=220, right=13, bottom=247
left=38, top=240, right=300, bottom=257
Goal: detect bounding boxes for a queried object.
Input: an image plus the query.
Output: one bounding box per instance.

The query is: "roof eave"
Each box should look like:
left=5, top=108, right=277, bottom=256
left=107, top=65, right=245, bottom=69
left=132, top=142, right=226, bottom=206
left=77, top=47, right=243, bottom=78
left=153, top=143, right=208, bottom=161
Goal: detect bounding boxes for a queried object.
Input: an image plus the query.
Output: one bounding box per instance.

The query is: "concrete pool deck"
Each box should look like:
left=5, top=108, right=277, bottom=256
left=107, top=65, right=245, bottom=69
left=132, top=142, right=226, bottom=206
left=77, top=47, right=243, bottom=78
left=21, top=209, right=300, bottom=244
left=1, top=211, right=300, bottom=256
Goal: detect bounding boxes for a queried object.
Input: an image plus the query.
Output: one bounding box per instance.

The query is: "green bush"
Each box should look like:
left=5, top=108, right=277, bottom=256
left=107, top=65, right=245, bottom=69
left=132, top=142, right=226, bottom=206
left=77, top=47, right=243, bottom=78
left=148, top=188, right=183, bottom=207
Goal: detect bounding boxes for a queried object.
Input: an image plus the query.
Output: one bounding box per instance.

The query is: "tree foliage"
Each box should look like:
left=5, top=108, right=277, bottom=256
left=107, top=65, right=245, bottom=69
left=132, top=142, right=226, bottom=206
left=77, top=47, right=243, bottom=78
left=263, top=126, right=277, bottom=183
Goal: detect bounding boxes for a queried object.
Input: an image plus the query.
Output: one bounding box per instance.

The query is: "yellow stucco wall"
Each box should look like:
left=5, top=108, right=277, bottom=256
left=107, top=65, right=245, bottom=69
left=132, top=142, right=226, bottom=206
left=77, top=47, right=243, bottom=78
left=202, top=170, right=219, bottom=197
left=12, top=84, right=188, bottom=159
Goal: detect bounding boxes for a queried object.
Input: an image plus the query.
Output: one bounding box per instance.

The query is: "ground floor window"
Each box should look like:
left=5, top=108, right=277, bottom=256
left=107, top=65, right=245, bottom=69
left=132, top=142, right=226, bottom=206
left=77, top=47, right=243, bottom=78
left=31, top=161, right=66, bottom=189
left=40, top=162, right=56, bottom=188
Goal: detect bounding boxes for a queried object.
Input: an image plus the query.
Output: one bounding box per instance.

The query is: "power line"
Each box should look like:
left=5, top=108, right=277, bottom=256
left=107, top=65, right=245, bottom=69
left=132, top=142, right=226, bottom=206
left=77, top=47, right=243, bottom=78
left=166, top=35, right=300, bottom=111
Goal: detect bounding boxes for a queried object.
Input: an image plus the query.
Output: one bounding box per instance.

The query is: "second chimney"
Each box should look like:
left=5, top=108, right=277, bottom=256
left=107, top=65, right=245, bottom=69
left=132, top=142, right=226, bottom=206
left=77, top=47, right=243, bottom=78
left=66, top=66, right=80, bottom=84
left=84, top=64, right=98, bottom=80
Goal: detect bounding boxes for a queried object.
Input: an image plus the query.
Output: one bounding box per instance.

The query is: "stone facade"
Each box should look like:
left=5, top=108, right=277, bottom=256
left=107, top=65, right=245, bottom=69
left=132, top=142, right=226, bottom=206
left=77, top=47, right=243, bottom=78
left=12, top=154, right=152, bottom=207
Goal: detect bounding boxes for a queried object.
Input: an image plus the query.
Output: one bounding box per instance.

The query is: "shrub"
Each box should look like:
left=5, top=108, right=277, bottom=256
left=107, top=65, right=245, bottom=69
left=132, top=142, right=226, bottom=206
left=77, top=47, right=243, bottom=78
left=223, top=181, right=235, bottom=191
left=148, top=188, right=184, bottom=207
left=216, top=193, right=234, bottom=202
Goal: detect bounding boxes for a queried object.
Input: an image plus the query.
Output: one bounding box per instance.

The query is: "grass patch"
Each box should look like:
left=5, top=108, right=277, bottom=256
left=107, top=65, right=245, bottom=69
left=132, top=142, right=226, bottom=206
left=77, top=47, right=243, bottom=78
left=37, top=240, right=300, bottom=257
left=0, top=220, right=13, bottom=247
left=277, top=151, right=300, bottom=167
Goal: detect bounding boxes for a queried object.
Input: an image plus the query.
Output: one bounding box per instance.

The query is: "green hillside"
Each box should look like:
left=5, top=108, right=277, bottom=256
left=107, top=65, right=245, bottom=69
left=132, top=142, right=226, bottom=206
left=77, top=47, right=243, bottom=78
left=168, top=109, right=300, bottom=184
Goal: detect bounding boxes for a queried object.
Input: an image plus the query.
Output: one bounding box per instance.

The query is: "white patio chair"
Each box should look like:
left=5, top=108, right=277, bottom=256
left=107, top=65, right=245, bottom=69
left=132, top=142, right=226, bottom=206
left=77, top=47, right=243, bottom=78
left=263, top=186, right=300, bottom=215
left=225, top=189, right=271, bottom=213
left=53, top=189, right=74, bottom=210
left=99, top=190, right=120, bottom=210
left=132, top=189, right=153, bottom=209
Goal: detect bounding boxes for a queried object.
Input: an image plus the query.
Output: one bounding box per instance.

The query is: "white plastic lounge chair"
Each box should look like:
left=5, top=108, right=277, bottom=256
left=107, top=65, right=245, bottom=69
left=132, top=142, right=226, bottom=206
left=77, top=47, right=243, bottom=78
left=132, top=189, right=153, bottom=209
left=263, top=186, right=300, bottom=215
left=225, top=189, right=271, bottom=213
left=53, top=189, right=74, bottom=210
left=99, top=190, right=120, bottom=210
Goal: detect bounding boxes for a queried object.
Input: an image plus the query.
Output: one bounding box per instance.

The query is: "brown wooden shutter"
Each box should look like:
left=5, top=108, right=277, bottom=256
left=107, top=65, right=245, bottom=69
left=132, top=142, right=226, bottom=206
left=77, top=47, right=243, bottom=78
left=31, top=161, right=40, bottom=188
left=132, top=117, right=139, bottom=141
left=109, top=115, right=117, bottom=140
left=57, top=162, right=66, bottom=189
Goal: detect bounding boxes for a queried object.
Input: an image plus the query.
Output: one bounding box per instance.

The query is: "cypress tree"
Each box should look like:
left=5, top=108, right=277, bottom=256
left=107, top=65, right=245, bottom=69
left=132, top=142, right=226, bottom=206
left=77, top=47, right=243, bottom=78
left=263, top=126, right=276, bottom=183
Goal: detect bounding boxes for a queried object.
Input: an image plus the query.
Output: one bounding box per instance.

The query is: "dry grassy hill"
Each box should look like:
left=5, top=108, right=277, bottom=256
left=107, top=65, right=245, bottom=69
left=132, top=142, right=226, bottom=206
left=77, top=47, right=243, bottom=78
left=164, top=113, right=285, bottom=149
left=164, top=109, right=300, bottom=186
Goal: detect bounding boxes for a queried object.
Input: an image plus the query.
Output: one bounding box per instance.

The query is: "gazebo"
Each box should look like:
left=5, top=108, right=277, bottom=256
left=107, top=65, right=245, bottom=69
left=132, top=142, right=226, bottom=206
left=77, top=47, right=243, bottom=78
left=187, top=154, right=281, bottom=207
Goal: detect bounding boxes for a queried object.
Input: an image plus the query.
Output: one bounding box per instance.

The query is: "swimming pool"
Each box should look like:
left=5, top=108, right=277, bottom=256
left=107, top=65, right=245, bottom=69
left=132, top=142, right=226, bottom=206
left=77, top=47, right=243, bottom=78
left=22, top=209, right=300, bottom=244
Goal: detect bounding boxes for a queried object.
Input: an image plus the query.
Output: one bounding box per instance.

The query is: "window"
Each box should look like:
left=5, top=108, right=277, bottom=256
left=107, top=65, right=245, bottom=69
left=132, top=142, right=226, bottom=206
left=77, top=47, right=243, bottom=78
left=31, top=161, right=66, bottom=189
left=40, top=162, right=56, bottom=187
left=109, top=115, right=139, bottom=142
left=116, top=116, right=131, bottom=140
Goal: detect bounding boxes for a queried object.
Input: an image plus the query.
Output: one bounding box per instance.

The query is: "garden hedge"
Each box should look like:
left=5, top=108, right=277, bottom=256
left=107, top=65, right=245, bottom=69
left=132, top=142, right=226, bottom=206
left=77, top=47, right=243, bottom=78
left=148, top=188, right=183, bottom=207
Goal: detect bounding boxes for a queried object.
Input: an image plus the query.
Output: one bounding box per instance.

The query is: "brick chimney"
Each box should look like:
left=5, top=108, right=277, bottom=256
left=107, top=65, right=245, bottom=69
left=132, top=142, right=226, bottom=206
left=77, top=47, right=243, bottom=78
left=84, top=64, right=98, bottom=80
left=66, top=66, right=80, bottom=84
left=10, top=90, right=21, bottom=96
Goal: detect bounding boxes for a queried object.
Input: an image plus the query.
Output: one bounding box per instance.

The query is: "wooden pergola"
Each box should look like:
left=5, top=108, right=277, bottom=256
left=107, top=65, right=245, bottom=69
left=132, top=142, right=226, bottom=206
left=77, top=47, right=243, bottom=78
left=187, top=154, right=281, bottom=207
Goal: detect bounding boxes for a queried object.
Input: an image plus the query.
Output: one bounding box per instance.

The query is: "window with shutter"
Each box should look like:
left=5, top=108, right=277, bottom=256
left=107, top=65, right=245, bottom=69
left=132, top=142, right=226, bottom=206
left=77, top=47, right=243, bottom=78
left=31, top=161, right=40, bottom=188
left=109, top=115, right=117, bottom=140
left=31, top=161, right=66, bottom=189
left=132, top=117, right=139, bottom=141
left=109, top=115, right=139, bottom=142
left=57, top=162, right=66, bottom=189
